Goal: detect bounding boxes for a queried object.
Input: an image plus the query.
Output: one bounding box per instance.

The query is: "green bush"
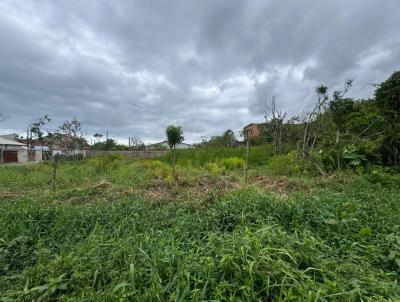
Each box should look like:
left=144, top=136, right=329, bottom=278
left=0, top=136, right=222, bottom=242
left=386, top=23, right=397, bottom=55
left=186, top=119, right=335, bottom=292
left=89, top=154, right=126, bottom=172
left=54, top=153, right=84, bottom=161
left=266, top=151, right=302, bottom=176
left=365, top=168, right=400, bottom=186
left=204, top=162, right=224, bottom=176
left=218, top=157, right=244, bottom=170
left=143, top=160, right=171, bottom=180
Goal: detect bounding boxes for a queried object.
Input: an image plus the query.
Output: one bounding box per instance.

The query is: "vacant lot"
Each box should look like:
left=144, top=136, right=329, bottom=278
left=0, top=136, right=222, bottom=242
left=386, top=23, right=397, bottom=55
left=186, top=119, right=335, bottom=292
left=0, top=151, right=399, bottom=301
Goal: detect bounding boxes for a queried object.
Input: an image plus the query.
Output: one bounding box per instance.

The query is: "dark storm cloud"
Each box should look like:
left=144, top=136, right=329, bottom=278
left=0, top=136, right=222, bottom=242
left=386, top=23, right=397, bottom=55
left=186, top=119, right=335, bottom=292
left=0, top=0, right=399, bottom=143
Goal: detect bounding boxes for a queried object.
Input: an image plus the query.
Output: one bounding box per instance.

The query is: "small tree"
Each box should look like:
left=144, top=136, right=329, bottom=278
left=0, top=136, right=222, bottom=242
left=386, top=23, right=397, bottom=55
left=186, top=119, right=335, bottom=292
left=93, top=133, right=103, bottom=143
left=129, top=136, right=145, bottom=150
left=166, top=125, right=184, bottom=181
left=30, top=115, right=51, bottom=158
left=264, top=95, right=286, bottom=154
left=206, top=129, right=237, bottom=147
left=59, top=118, right=82, bottom=154
left=299, top=79, right=353, bottom=175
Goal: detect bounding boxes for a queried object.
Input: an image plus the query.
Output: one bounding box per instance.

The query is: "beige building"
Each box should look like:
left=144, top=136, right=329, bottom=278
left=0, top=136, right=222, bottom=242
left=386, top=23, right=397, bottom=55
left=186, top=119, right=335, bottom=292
left=0, top=137, right=28, bottom=164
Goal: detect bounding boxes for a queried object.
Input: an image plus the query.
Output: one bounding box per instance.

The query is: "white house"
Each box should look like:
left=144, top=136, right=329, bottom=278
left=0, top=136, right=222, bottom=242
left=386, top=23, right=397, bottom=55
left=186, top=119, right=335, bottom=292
left=0, top=137, right=29, bottom=164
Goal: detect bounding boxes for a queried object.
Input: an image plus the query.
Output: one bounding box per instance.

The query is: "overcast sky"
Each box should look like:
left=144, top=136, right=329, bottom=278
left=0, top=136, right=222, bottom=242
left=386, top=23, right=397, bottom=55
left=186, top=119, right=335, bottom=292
left=0, top=1, right=399, bottom=143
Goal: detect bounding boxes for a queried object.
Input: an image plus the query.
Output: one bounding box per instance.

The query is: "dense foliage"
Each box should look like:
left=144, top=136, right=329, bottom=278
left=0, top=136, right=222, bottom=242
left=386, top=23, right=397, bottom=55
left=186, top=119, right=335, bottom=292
left=201, top=129, right=237, bottom=148
left=252, top=71, right=400, bottom=174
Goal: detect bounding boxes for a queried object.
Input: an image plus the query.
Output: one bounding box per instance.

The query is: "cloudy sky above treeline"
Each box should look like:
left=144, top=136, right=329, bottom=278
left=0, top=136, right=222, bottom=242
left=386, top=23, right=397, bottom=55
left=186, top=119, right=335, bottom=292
left=0, top=0, right=399, bottom=143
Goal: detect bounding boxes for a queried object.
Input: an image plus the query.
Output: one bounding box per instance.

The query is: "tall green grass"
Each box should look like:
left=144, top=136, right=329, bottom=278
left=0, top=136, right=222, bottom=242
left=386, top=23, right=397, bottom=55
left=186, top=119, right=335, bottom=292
left=160, top=145, right=274, bottom=167
left=0, top=157, right=147, bottom=193
left=0, top=170, right=399, bottom=300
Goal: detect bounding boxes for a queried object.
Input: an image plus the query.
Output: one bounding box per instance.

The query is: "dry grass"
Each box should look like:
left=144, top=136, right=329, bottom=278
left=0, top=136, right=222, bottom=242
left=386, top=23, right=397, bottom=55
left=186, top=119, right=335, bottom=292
left=251, top=175, right=307, bottom=197
left=145, top=174, right=241, bottom=204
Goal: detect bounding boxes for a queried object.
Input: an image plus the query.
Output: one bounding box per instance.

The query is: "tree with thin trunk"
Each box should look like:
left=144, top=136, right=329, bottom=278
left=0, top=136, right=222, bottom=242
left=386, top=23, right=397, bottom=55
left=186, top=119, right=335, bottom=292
left=166, top=125, right=184, bottom=181
left=93, top=133, right=103, bottom=143
left=244, top=128, right=251, bottom=182
left=129, top=136, right=145, bottom=150
left=59, top=118, right=82, bottom=158
left=30, top=115, right=51, bottom=160
left=298, top=79, right=353, bottom=175
left=264, top=95, right=286, bottom=154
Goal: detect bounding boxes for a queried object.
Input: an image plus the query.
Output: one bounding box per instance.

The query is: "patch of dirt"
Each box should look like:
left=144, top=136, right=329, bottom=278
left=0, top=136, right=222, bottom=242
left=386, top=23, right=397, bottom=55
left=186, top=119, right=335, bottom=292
left=0, top=191, right=19, bottom=201
left=251, top=175, right=306, bottom=197
left=56, top=180, right=139, bottom=204
left=145, top=175, right=240, bottom=205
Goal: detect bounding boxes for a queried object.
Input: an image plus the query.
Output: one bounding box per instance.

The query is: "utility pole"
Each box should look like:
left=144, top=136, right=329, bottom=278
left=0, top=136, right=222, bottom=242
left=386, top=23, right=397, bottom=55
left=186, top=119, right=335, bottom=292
left=26, top=128, right=30, bottom=149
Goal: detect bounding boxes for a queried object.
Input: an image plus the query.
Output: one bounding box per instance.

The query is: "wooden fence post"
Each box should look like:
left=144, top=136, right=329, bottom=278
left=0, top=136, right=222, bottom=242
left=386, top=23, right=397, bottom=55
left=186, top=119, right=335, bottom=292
left=52, top=157, right=58, bottom=191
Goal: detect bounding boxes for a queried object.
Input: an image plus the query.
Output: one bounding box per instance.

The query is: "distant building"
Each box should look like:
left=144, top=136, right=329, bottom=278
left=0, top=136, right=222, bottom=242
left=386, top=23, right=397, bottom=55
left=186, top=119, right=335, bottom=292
left=147, top=141, right=195, bottom=150
left=243, top=123, right=262, bottom=142
left=0, top=133, right=20, bottom=141
left=0, top=137, right=29, bottom=164
left=19, top=134, right=90, bottom=157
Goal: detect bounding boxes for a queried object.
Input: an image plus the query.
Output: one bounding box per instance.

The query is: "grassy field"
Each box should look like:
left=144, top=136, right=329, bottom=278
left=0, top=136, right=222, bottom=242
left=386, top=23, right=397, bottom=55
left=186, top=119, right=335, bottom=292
left=0, top=152, right=399, bottom=301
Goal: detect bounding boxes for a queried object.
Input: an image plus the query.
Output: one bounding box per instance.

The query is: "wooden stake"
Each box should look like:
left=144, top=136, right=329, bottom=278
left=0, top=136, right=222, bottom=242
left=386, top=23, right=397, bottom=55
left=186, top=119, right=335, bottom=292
left=52, top=157, right=58, bottom=191
left=244, top=132, right=250, bottom=183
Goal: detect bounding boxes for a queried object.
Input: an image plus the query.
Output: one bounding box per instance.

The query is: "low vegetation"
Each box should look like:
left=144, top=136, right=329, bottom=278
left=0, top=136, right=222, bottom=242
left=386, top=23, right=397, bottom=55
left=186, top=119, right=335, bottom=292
left=0, top=152, right=399, bottom=301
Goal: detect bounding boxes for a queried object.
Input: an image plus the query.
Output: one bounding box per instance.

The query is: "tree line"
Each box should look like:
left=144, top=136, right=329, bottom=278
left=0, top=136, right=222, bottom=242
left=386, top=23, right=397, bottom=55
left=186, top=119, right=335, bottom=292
left=250, top=71, right=400, bottom=173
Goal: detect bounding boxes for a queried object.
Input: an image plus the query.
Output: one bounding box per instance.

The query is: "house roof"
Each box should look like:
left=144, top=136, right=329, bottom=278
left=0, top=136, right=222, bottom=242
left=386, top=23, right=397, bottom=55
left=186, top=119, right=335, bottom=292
left=147, top=141, right=194, bottom=147
left=0, top=133, right=20, bottom=141
left=243, top=123, right=261, bottom=129
left=0, top=137, right=27, bottom=146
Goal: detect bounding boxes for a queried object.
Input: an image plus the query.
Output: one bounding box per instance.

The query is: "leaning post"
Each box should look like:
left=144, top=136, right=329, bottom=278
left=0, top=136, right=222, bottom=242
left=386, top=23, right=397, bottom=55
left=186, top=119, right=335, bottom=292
left=244, top=128, right=252, bottom=183
left=52, top=156, right=58, bottom=191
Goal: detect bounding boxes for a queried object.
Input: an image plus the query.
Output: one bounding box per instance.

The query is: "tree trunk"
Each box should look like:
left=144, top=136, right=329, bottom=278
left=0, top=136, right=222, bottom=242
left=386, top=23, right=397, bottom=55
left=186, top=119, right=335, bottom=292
left=302, top=122, right=309, bottom=160
left=52, top=158, right=58, bottom=191
left=278, top=123, right=283, bottom=154
left=336, top=129, right=341, bottom=171
left=173, top=145, right=176, bottom=182
left=244, top=138, right=250, bottom=182
left=302, top=123, right=309, bottom=152
left=303, top=150, right=326, bottom=177
left=273, top=122, right=278, bottom=155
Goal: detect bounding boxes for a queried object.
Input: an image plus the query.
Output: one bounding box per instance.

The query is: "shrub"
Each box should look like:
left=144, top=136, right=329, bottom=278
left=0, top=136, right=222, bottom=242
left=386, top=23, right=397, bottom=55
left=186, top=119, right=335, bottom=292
left=54, top=153, right=84, bottom=161
left=266, top=151, right=302, bottom=176
left=205, top=162, right=224, bottom=176
left=89, top=154, right=125, bottom=172
left=144, top=160, right=171, bottom=179
left=365, top=168, right=400, bottom=186
left=219, top=157, right=244, bottom=170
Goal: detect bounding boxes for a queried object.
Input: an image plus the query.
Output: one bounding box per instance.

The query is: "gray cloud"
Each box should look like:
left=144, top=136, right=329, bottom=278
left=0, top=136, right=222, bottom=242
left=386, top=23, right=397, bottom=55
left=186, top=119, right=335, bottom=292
left=0, top=0, right=399, bottom=143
